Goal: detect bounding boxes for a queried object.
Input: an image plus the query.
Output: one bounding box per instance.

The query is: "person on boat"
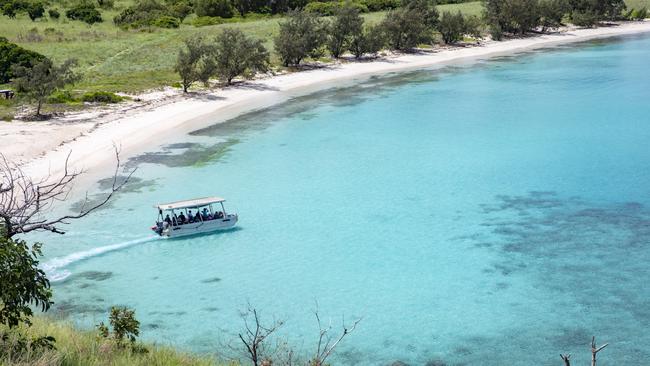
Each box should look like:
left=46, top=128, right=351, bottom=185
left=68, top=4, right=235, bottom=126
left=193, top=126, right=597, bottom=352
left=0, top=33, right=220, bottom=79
left=216, top=211, right=224, bottom=219
left=164, top=214, right=172, bottom=226
left=172, top=214, right=178, bottom=226
left=188, top=210, right=194, bottom=223
left=178, top=212, right=186, bottom=224
left=202, top=208, right=209, bottom=220
left=195, top=211, right=202, bottom=222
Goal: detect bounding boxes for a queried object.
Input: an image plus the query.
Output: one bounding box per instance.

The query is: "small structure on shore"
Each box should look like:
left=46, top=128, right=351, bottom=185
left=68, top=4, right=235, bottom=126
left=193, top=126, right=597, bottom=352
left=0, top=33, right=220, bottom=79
left=0, top=89, right=15, bottom=99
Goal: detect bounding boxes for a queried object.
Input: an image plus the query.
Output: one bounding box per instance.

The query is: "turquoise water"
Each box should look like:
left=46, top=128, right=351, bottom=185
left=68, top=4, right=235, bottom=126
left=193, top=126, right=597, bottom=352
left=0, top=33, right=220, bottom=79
left=31, top=34, right=650, bottom=365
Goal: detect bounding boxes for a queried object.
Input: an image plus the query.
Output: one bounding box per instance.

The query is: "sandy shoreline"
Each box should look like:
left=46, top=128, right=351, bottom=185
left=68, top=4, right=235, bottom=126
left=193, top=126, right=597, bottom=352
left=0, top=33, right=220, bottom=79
left=3, top=21, right=650, bottom=187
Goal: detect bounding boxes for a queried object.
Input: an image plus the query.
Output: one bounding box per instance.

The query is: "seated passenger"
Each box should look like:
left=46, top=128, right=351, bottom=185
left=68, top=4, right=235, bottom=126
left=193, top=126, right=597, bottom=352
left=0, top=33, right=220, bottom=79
left=164, top=214, right=172, bottom=225
left=216, top=211, right=224, bottom=219
left=195, top=212, right=201, bottom=222
left=188, top=210, right=194, bottom=223
left=178, top=212, right=186, bottom=224
left=202, top=208, right=209, bottom=220
left=172, top=214, right=178, bottom=226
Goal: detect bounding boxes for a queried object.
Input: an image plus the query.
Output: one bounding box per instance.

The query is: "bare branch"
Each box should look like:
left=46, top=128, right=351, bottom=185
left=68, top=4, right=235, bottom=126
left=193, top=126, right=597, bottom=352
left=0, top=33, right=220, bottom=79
left=560, top=354, right=571, bottom=366
left=0, top=146, right=136, bottom=239
left=311, top=308, right=362, bottom=366
left=591, top=336, right=608, bottom=366
left=237, top=305, right=285, bottom=366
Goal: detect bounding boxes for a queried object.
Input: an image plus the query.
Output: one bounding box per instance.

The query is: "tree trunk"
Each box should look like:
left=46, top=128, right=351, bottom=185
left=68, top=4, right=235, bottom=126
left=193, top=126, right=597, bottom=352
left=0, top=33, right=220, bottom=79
left=36, top=98, right=43, bottom=116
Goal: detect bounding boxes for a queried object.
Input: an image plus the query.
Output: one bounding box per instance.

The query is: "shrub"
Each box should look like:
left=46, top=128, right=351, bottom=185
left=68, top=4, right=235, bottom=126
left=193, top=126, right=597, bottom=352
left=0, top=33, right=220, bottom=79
left=26, top=1, right=44, bottom=20
left=628, top=7, right=647, bottom=19
left=48, top=8, right=60, bottom=18
left=97, top=0, right=114, bottom=9
left=170, top=1, right=192, bottom=21
left=113, top=0, right=171, bottom=27
left=489, top=23, right=503, bottom=40
left=175, top=35, right=215, bottom=92
left=47, top=90, right=77, bottom=103
left=571, top=9, right=599, bottom=26
left=152, top=14, right=180, bottom=27
left=539, top=0, right=569, bottom=30
left=274, top=10, right=327, bottom=66
left=305, top=1, right=367, bottom=16
left=194, top=0, right=234, bottom=18
left=359, top=0, right=400, bottom=11
left=97, top=306, right=141, bottom=347
left=2, top=0, right=27, bottom=18
left=438, top=10, right=465, bottom=44
left=0, top=36, right=46, bottom=83
left=191, top=15, right=224, bottom=25
left=81, top=91, right=123, bottom=103
left=65, top=3, right=103, bottom=24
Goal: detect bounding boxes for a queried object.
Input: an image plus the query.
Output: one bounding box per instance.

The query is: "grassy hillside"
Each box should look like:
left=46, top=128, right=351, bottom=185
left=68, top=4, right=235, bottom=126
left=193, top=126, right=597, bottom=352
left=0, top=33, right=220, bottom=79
left=0, top=317, right=224, bottom=366
left=0, top=2, right=484, bottom=93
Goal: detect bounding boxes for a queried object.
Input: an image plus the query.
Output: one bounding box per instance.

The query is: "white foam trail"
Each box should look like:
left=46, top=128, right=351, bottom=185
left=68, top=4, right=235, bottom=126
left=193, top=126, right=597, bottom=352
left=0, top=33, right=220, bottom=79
left=42, top=236, right=160, bottom=282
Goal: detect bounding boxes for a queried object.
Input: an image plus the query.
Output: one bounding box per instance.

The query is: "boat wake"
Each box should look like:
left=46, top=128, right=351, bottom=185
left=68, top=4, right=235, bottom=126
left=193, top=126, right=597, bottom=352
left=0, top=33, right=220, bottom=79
left=42, top=236, right=160, bottom=282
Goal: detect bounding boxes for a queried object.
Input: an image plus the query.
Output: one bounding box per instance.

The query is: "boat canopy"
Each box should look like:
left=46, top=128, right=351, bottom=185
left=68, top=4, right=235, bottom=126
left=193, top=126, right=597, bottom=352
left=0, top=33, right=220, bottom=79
left=156, top=197, right=225, bottom=210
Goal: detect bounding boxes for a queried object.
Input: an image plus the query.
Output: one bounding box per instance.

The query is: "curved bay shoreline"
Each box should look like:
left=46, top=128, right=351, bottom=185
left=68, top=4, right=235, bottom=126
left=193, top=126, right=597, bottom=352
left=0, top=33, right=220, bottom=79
left=3, top=21, right=650, bottom=190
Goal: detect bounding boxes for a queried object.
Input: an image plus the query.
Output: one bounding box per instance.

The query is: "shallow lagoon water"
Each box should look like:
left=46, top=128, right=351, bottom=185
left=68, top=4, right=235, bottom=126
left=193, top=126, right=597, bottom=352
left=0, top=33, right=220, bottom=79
left=33, top=34, right=650, bottom=365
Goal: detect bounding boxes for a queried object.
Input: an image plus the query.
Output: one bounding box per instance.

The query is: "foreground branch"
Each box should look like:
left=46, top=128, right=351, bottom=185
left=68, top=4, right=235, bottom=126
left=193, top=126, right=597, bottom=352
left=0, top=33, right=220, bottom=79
left=0, top=145, right=136, bottom=238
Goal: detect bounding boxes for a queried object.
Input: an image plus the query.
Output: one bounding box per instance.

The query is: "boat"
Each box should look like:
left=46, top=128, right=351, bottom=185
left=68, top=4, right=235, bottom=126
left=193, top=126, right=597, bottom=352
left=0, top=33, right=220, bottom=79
left=151, top=196, right=238, bottom=238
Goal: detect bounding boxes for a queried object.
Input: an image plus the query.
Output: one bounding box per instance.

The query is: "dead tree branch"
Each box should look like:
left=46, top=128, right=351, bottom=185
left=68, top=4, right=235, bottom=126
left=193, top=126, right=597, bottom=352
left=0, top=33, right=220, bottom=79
left=311, top=305, right=361, bottom=366
left=591, top=336, right=608, bottom=366
left=237, top=305, right=285, bottom=366
left=0, top=145, right=135, bottom=239
left=560, top=354, right=571, bottom=366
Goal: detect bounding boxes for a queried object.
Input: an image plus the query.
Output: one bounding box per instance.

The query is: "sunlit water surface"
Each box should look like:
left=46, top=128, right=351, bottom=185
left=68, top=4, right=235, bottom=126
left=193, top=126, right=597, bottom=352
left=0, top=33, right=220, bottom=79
left=29, top=34, right=650, bottom=365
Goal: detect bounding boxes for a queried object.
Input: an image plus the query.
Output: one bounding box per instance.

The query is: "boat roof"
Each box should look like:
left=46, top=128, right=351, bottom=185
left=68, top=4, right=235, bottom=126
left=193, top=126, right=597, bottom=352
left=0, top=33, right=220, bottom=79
left=156, top=197, right=225, bottom=210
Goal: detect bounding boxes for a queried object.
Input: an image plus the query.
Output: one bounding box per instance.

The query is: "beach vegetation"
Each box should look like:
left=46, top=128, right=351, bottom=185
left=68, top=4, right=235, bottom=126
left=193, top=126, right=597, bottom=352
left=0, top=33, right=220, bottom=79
left=25, top=1, right=44, bottom=21
left=47, top=8, right=60, bottom=19
left=349, top=23, right=385, bottom=57
left=65, top=2, right=103, bottom=24
left=82, top=90, right=124, bottom=103
left=11, top=58, right=79, bottom=117
left=381, top=0, right=438, bottom=51
left=212, top=28, right=270, bottom=84
left=627, top=5, right=647, bottom=17
left=438, top=10, right=475, bottom=43
left=0, top=37, right=46, bottom=84
left=0, top=237, right=52, bottom=329
left=539, top=0, right=570, bottom=29
left=327, top=2, right=365, bottom=58
left=274, top=10, right=327, bottom=66
left=175, top=35, right=215, bottom=92
left=97, top=306, right=142, bottom=348
left=195, top=0, right=236, bottom=18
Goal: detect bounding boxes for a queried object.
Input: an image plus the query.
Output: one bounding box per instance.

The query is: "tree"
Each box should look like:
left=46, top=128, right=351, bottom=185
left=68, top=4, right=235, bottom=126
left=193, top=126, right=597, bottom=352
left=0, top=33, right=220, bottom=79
left=0, top=36, right=46, bottom=83
left=174, top=36, right=215, bottom=92
left=327, top=3, right=364, bottom=58
left=11, top=58, right=79, bottom=118
left=274, top=10, right=327, bottom=66
left=0, top=237, right=51, bottom=328
left=213, top=29, right=269, bottom=85
left=539, top=0, right=568, bottom=30
left=438, top=11, right=466, bottom=44
left=402, top=0, right=440, bottom=28
left=0, top=149, right=133, bottom=332
left=194, top=0, right=234, bottom=17
left=381, top=6, right=433, bottom=51
left=484, top=0, right=541, bottom=36
left=349, top=24, right=385, bottom=58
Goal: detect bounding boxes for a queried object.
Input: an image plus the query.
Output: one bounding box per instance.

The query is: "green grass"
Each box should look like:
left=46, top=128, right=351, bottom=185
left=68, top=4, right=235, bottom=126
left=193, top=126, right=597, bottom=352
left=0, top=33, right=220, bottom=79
left=0, top=317, right=228, bottom=366
left=625, top=0, right=650, bottom=10
left=0, top=1, right=484, bottom=94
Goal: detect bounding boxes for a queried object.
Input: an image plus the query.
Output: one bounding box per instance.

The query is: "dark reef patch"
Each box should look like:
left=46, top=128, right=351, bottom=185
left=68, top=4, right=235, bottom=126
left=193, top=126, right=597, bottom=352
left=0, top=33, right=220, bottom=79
left=70, top=271, right=113, bottom=282
left=127, top=139, right=238, bottom=168
left=201, top=277, right=221, bottom=283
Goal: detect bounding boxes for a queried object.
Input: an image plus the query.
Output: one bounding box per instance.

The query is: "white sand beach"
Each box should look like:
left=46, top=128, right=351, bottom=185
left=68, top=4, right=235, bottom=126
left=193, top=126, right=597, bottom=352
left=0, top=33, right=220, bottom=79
left=3, top=21, right=650, bottom=185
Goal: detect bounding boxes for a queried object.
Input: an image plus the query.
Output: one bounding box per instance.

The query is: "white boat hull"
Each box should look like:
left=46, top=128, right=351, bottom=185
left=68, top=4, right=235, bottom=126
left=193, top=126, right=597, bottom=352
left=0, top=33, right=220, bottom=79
left=160, top=214, right=238, bottom=238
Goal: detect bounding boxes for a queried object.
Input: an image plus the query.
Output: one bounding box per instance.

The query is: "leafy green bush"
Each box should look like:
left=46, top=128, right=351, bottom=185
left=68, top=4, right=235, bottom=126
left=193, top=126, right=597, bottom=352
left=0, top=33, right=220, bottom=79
left=47, top=90, right=77, bottom=103
left=97, top=0, right=114, bottom=9
left=114, top=0, right=177, bottom=27
left=0, top=36, right=46, bottom=83
left=65, top=3, right=103, bottom=24
left=48, top=8, right=60, bottom=18
left=191, top=15, right=226, bottom=25
left=194, top=0, right=234, bottom=17
left=571, top=9, right=599, bottom=26
left=305, top=1, right=367, bottom=16
left=97, top=306, right=142, bottom=348
left=152, top=15, right=180, bottom=27
left=358, top=0, right=400, bottom=11
left=627, top=7, right=648, bottom=19
left=26, top=1, right=45, bottom=20
left=81, top=91, right=124, bottom=103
